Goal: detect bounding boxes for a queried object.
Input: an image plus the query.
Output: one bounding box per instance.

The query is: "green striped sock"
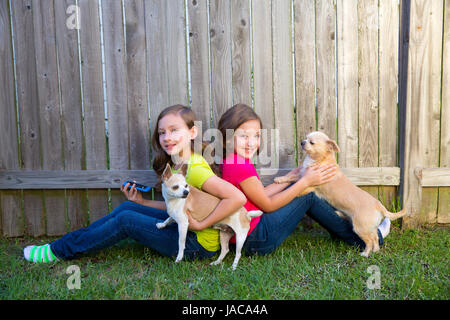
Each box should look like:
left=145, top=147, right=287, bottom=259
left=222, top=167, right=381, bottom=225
left=24, top=244, right=59, bottom=263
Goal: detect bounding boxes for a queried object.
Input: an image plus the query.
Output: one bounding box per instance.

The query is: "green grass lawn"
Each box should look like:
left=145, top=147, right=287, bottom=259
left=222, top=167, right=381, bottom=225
left=1, top=222, right=448, bottom=300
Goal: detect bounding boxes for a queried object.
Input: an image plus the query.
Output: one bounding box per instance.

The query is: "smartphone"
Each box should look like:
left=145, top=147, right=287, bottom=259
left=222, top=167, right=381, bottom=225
left=122, top=180, right=151, bottom=192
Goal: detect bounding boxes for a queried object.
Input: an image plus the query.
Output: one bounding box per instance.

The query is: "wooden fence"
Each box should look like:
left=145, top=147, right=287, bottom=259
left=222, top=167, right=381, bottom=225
left=0, top=0, right=449, bottom=237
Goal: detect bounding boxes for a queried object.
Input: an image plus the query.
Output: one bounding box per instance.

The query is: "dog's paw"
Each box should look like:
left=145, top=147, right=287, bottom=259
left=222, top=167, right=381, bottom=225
left=274, top=176, right=285, bottom=184
left=156, top=222, right=165, bottom=229
left=210, top=260, right=222, bottom=266
left=359, top=251, right=369, bottom=258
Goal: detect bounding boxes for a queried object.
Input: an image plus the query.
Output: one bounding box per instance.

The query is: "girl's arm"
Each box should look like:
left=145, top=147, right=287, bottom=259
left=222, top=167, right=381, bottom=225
left=186, top=176, right=246, bottom=231
left=240, top=164, right=337, bottom=213
left=262, top=166, right=302, bottom=197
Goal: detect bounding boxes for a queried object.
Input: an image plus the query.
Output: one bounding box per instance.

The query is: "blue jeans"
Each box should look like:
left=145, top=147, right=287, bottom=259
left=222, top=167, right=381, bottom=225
left=50, top=201, right=217, bottom=261
left=243, top=192, right=384, bottom=255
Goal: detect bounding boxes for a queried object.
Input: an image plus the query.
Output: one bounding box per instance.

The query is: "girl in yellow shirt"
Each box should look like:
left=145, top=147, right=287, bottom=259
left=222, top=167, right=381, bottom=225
left=24, top=105, right=245, bottom=263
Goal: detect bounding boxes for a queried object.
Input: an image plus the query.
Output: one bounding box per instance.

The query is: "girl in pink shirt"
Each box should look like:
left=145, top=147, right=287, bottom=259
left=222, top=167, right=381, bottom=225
left=216, top=104, right=389, bottom=256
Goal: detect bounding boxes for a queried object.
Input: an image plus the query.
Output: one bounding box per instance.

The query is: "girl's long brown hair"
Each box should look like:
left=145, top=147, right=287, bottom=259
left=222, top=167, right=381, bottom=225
left=217, top=104, right=263, bottom=172
left=152, top=104, right=218, bottom=190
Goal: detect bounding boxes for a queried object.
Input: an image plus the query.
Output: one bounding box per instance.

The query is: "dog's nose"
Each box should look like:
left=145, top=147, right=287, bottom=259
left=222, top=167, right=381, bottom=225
left=182, top=190, right=189, bottom=198
left=301, top=140, right=306, bottom=147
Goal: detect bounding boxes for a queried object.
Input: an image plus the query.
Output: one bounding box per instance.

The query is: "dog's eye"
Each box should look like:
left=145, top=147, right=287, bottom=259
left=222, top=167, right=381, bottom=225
left=184, top=184, right=188, bottom=188
left=310, top=141, right=315, bottom=145
left=172, top=186, right=179, bottom=190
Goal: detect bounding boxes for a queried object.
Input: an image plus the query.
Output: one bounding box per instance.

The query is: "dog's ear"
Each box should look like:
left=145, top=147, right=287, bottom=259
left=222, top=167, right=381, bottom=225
left=162, top=163, right=172, bottom=181
left=327, top=139, right=340, bottom=153
left=180, top=163, right=188, bottom=176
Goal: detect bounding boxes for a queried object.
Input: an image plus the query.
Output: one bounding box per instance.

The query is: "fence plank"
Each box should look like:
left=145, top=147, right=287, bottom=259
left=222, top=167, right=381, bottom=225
left=79, top=0, right=109, bottom=224
left=438, top=0, right=450, bottom=223
left=402, top=0, right=444, bottom=228
left=33, top=0, right=66, bottom=235
left=294, top=0, right=316, bottom=159
left=188, top=0, right=211, bottom=127
left=272, top=0, right=295, bottom=168
left=0, top=0, right=23, bottom=237
left=252, top=0, right=275, bottom=169
left=102, top=0, right=129, bottom=209
left=379, top=0, right=399, bottom=208
left=125, top=0, right=151, bottom=171
left=337, top=0, right=358, bottom=168
left=209, top=0, right=233, bottom=126
left=55, top=0, right=88, bottom=232
left=316, top=0, right=336, bottom=141
left=231, top=0, right=251, bottom=106
left=358, top=0, right=379, bottom=199
left=11, top=0, right=44, bottom=237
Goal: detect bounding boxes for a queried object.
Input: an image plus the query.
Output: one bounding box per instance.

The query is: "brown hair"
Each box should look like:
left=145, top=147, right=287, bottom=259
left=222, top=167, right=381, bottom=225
left=152, top=104, right=218, bottom=190
left=217, top=104, right=263, bottom=167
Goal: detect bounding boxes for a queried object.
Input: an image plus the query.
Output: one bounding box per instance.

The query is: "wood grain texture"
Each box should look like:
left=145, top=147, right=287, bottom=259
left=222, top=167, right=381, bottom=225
left=209, top=0, right=233, bottom=126
left=231, top=0, right=251, bottom=106
left=33, top=0, right=65, bottom=235
left=438, top=0, right=450, bottom=223
left=102, top=0, right=129, bottom=210
left=315, top=0, right=336, bottom=141
left=337, top=0, right=358, bottom=168
left=272, top=0, right=295, bottom=168
left=294, top=0, right=316, bottom=161
left=0, top=0, right=23, bottom=237
left=188, top=0, right=211, bottom=127
left=79, top=0, right=109, bottom=224
left=402, top=0, right=444, bottom=228
left=10, top=0, right=44, bottom=237
left=0, top=167, right=400, bottom=189
left=252, top=0, right=275, bottom=169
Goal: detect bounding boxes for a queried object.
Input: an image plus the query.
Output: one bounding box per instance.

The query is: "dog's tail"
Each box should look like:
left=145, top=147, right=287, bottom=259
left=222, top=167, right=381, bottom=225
left=247, top=210, right=263, bottom=220
left=378, top=203, right=407, bottom=220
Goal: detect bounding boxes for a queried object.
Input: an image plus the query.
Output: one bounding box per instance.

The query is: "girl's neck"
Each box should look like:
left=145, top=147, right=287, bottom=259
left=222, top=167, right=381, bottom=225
left=172, top=148, right=192, bottom=169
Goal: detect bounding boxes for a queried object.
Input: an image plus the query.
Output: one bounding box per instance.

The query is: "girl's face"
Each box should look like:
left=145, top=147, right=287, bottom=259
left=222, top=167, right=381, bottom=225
left=157, top=113, right=197, bottom=160
left=234, top=120, right=261, bottom=159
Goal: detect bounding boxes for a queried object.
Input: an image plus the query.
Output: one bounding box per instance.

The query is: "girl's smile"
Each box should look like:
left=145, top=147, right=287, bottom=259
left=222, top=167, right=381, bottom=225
left=234, top=119, right=261, bottom=159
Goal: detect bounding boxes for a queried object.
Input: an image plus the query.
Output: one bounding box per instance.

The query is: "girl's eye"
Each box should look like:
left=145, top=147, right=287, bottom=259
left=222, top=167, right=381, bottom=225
left=172, top=186, right=179, bottom=190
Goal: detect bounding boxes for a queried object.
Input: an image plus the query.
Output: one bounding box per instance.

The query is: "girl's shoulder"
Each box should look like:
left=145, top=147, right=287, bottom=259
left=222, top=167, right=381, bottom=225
left=186, top=153, right=215, bottom=190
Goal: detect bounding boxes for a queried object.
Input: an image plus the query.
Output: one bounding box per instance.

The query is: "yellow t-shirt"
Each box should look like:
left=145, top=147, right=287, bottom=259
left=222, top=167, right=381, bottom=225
left=172, top=153, right=219, bottom=252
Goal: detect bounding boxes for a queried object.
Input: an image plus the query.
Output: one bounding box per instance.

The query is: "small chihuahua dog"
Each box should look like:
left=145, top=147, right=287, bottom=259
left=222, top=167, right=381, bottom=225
left=275, top=131, right=407, bottom=257
left=157, top=163, right=262, bottom=269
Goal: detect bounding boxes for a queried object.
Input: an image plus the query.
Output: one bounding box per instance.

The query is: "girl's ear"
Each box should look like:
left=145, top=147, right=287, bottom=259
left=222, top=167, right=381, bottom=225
left=162, top=163, right=172, bottom=181
left=190, top=125, right=199, bottom=140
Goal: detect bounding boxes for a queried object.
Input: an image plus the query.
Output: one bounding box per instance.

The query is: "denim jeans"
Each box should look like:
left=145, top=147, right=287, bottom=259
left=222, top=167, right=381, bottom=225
left=242, top=192, right=384, bottom=256
left=50, top=201, right=217, bottom=261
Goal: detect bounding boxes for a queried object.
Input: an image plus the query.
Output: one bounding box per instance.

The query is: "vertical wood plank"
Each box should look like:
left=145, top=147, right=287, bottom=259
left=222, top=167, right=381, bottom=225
left=79, top=0, right=109, bottom=224
left=209, top=0, right=233, bottom=126
left=337, top=0, right=358, bottom=168
left=102, top=0, right=129, bottom=209
left=188, top=0, right=211, bottom=127
left=358, top=0, right=379, bottom=199
left=272, top=0, right=295, bottom=168
left=402, top=0, right=443, bottom=228
left=146, top=0, right=169, bottom=138
left=294, top=0, right=316, bottom=160
left=316, top=0, right=337, bottom=141
left=32, top=0, right=66, bottom=235
left=10, top=0, right=44, bottom=236
left=54, top=0, right=88, bottom=231
left=231, top=0, right=251, bottom=106
left=166, top=0, right=189, bottom=107
left=438, top=0, right=450, bottom=224
left=0, top=0, right=23, bottom=237
left=379, top=0, right=399, bottom=208
left=252, top=0, right=275, bottom=169
left=124, top=0, right=150, bottom=171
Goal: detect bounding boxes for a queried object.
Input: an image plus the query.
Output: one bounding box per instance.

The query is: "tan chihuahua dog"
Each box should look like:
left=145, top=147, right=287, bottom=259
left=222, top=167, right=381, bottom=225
left=157, top=163, right=262, bottom=269
left=274, top=131, right=407, bottom=257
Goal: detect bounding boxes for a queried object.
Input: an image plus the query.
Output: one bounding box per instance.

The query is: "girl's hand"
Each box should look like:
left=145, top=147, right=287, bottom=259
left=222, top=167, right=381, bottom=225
left=185, top=210, right=205, bottom=231
left=120, top=180, right=144, bottom=205
left=302, top=164, right=337, bottom=187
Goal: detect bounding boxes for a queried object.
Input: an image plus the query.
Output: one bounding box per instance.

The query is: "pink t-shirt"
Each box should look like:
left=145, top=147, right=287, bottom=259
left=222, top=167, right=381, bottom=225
left=220, top=153, right=262, bottom=243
